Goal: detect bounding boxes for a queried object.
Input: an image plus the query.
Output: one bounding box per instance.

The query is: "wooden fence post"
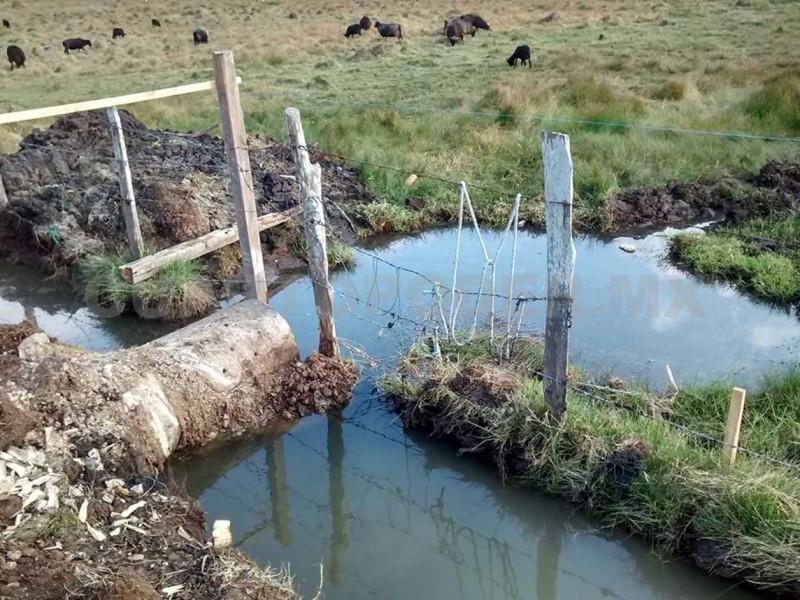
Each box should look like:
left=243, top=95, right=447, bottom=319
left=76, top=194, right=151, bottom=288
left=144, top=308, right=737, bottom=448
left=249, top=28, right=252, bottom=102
left=722, top=387, right=747, bottom=466
left=0, top=174, right=7, bottom=210
left=285, top=107, right=339, bottom=358
left=106, top=107, right=144, bottom=259
left=213, top=50, right=267, bottom=302
left=542, top=132, right=576, bottom=425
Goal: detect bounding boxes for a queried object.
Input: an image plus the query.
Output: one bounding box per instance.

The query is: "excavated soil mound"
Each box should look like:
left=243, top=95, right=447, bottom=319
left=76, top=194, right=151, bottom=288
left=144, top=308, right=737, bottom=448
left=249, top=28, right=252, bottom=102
left=609, top=160, right=800, bottom=231
left=0, top=110, right=375, bottom=268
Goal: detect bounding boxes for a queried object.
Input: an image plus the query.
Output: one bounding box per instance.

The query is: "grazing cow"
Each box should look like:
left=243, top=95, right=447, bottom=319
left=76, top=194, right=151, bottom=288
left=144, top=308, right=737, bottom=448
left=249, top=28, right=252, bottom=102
left=460, top=14, right=491, bottom=31
left=112, top=28, right=125, bottom=39
left=2, top=19, right=9, bottom=28
left=63, top=38, right=92, bottom=54
left=359, top=16, right=372, bottom=30
left=445, top=19, right=472, bottom=46
left=344, top=23, right=361, bottom=38
left=192, top=28, right=208, bottom=44
left=507, top=45, right=531, bottom=68
left=7, top=45, right=25, bottom=70
left=374, top=21, right=402, bottom=39
left=151, top=18, right=161, bottom=27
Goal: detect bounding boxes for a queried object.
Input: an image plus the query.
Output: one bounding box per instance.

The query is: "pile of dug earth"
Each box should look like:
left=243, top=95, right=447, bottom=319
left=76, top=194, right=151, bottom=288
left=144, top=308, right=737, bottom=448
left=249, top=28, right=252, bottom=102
left=0, top=110, right=376, bottom=277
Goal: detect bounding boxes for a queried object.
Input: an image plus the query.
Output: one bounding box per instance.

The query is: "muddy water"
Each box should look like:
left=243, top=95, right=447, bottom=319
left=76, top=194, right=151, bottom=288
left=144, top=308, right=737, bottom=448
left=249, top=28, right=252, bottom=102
left=3, top=227, right=795, bottom=599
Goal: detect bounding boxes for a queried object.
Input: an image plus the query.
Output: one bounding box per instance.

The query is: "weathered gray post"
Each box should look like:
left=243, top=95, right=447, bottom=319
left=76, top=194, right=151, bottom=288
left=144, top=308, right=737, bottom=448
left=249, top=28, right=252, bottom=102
left=213, top=50, right=268, bottom=302
left=285, top=107, right=339, bottom=358
left=542, top=132, right=576, bottom=425
left=106, top=107, right=144, bottom=259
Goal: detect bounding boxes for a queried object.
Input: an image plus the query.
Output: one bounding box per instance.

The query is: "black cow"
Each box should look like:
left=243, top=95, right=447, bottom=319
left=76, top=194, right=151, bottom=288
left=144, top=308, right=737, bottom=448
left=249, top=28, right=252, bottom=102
left=507, top=45, right=531, bottom=68
left=460, top=14, right=490, bottom=31
left=2, top=19, right=9, bottom=29
left=151, top=18, right=161, bottom=27
left=344, top=23, right=361, bottom=38
left=7, top=45, right=25, bottom=69
left=112, top=28, right=125, bottom=39
left=193, top=28, right=208, bottom=44
left=374, top=21, right=402, bottom=39
left=63, top=38, right=92, bottom=54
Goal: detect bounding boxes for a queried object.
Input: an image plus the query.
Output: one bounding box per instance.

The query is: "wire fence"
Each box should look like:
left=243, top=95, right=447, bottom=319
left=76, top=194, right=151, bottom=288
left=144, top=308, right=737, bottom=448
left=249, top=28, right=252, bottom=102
left=3, top=86, right=800, bottom=479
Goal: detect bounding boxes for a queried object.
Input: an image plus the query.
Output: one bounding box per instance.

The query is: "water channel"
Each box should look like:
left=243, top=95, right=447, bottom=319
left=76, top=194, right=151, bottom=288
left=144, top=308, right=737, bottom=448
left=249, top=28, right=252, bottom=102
left=3, top=227, right=797, bottom=599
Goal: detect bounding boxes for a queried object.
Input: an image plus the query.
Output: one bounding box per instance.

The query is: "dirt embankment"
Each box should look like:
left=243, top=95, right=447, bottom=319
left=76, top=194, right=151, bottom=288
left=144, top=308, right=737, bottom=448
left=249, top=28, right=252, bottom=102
left=608, top=161, right=800, bottom=232
left=0, top=110, right=376, bottom=280
left=0, top=320, right=357, bottom=598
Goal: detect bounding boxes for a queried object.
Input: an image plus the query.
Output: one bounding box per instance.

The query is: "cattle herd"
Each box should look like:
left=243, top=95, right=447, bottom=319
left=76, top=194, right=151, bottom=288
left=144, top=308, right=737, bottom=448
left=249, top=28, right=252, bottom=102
left=3, top=10, right=531, bottom=73
left=3, top=16, right=208, bottom=71
left=345, top=13, right=531, bottom=70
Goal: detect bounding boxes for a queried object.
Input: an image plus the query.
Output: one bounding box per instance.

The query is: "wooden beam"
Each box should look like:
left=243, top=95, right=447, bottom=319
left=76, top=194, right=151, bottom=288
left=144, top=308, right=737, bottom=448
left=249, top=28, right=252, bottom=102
left=0, top=79, right=239, bottom=126
left=107, top=107, right=144, bottom=259
left=119, top=207, right=299, bottom=284
left=214, top=50, right=267, bottom=302
left=722, top=387, right=747, bottom=466
left=285, top=107, right=339, bottom=358
left=542, top=131, right=576, bottom=425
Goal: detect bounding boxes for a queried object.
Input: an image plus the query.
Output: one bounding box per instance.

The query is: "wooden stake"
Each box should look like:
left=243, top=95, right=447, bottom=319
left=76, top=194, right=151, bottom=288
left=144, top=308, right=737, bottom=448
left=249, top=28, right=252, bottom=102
left=722, top=387, right=747, bottom=466
left=214, top=50, right=267, bottom=302
left=119, top=207, right=299, bottom=284
left=0, top=173, right=7, bottom=210
left=107, top=107, right=145, bottom=260
left=285, top=107, right=339, bottom=358
left=542, top=132, right=576, bottom=425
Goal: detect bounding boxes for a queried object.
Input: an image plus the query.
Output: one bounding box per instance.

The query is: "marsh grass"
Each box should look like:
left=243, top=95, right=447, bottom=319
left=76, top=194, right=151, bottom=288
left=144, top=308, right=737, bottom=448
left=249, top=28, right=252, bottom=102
left=673, top=214, right=800, bottom=304
left=1, top=0, right=799, bottom=231
left=382, top=338, right=800, bottom=590
left=78, top=253, right=214, bottom=320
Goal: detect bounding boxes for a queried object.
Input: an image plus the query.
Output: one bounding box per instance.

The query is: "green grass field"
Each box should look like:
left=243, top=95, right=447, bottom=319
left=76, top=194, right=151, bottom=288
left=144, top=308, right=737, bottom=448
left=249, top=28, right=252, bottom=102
left=2, top=0, right=799, bottom=229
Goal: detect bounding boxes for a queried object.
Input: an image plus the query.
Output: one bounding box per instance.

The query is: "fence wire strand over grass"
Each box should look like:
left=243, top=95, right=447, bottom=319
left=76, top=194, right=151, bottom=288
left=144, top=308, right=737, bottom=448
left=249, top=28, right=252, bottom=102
left=242, top=88, right=800, bottom=144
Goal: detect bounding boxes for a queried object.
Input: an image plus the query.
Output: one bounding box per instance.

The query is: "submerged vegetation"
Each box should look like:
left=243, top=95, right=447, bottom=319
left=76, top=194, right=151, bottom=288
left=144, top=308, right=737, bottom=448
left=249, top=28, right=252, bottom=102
left=382, top=337, right=800, bottom=594
left=78, top=253, right=215, bottom=320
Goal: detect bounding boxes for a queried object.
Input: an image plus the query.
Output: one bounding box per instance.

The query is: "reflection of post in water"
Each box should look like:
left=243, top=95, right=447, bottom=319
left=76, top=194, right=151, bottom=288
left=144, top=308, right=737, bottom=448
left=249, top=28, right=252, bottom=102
left=535, top=515, right=562, bottom=600
left=265, top=438, right=291, bottom=547
left=327, top=414, right=347, bottom=586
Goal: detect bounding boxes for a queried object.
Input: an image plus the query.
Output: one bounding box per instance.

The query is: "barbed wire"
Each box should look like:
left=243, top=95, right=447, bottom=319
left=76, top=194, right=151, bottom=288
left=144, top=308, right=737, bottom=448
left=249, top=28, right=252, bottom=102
left=518, top=365, right=800, bottom=474
left=243, top=89, right=800, bottom=144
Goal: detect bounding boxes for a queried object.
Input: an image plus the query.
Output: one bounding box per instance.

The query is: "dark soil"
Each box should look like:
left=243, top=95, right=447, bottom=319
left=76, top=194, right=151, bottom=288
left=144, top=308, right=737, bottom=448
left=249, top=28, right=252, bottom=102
left=608, top=160, right=800, bottom=233
left=0, top=110, right=377, bottom=281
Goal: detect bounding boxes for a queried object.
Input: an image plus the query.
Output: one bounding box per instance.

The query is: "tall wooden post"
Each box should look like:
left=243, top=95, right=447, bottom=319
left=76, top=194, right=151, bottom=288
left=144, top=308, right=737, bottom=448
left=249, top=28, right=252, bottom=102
left=722, top=387, right=747, bottom=466
left=542, top=132, right=576, bottom=425
left=285, top=107, right=339, bottom=358
left=106, top=107, right=144, bottom=259
left=213, top=50, right=267, bottom=302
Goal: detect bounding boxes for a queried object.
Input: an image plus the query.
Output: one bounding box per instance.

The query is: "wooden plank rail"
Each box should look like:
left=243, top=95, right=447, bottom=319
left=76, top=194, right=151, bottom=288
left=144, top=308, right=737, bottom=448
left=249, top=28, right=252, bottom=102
left=0, top=78, right=240, bottom=126
left=118, top=206, right=300, bottom=284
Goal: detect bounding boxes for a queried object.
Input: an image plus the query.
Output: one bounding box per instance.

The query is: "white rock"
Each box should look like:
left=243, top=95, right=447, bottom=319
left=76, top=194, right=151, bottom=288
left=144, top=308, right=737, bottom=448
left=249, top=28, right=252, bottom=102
left=101, top=364, right=114, bottom=379
left=17, top=333, right=51, bottom=361
left=619, top=243, right=636, bottom=253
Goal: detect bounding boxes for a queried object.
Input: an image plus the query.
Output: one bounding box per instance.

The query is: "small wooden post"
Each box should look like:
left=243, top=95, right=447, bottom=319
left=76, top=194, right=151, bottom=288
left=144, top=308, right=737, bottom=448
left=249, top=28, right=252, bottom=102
left=722, top=387, right=747, bottom=466
left=106, top=107, right=144, bottom=259
left=285, top=107, right=339, bottom=358
left=542, top=132, right=576, bottom=425
left=0, top=173, right=8, bottom=210
left=213, top=50, right=267, bottom=302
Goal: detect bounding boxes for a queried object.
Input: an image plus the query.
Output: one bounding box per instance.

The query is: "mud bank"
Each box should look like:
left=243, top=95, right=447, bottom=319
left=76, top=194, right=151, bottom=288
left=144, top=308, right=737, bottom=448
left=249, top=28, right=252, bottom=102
left=608, top=161, right=800, bottom=233
left=382, top=340, right=800, bottom=598
left=0, top=306, right=358, bottom=598
left=0, top=110, right=375, bottom=292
